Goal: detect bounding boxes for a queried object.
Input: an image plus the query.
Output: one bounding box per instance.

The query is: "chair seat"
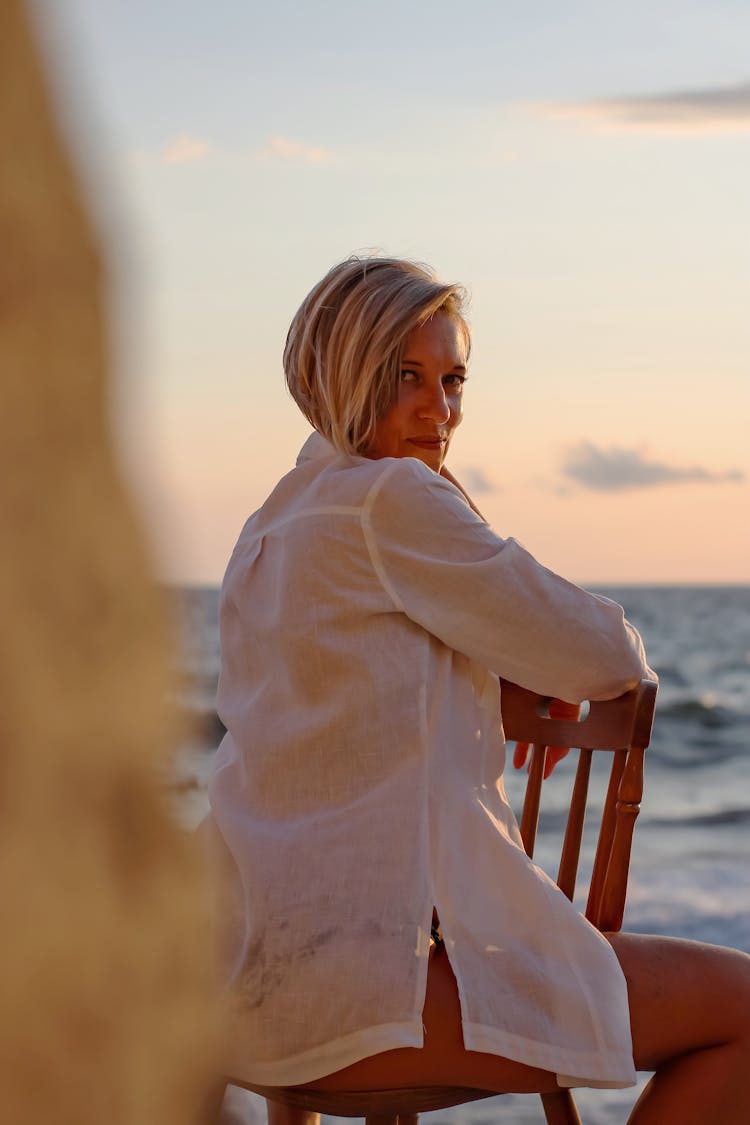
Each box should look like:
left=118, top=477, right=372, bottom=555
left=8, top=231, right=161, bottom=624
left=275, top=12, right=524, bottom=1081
left=231, top=1079, right=494, bottom=1117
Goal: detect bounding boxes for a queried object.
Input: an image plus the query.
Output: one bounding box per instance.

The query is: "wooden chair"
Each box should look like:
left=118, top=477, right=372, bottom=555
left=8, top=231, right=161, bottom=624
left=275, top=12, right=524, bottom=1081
left=213, top=676, right=658, bottom=1125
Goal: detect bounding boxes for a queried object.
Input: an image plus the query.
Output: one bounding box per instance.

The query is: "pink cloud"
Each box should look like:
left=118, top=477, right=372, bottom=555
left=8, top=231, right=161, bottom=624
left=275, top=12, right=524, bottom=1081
left=540, top=80, right=750, bottom=136
left=258, top=135, right=330, bottom=164
left=161, top=134, right=210, bottom=165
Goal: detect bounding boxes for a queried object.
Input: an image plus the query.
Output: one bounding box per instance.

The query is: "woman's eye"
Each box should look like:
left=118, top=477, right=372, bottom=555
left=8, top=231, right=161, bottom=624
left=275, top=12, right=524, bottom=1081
left=444, top=374, right=466, bottom=389
left=400, top=369, right=418, bottom=383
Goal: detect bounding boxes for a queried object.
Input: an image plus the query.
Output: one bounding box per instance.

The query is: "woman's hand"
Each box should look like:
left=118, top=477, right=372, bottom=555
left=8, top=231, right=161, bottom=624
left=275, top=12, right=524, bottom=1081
left=512, top=698, right=581, bottom=779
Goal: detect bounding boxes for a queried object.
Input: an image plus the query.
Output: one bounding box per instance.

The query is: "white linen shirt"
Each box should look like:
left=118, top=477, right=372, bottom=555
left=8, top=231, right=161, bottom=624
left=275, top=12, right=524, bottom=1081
left=208, top=433, right=651, bottom=1090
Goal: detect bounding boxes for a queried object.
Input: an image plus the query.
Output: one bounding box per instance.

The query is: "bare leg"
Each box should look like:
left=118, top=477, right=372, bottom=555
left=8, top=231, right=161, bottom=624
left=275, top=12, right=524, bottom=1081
left=264, top=934, right=750, bottom=1125
left=608, top=932, right=750, bottom=1124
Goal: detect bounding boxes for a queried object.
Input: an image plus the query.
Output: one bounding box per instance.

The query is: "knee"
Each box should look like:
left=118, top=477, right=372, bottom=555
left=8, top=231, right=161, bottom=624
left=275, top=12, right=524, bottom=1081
left=677, top=942, right=750, bottom=1044
left=721, top=947, right=750, bottom=1034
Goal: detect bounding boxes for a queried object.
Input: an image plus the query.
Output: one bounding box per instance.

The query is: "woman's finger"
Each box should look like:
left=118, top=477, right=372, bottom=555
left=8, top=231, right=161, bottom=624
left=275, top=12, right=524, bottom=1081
left=543, top=746, right=571, bottom=779
left=512, top=698, right=580, bottom=774
left=513, top=741, right=531, bottom=770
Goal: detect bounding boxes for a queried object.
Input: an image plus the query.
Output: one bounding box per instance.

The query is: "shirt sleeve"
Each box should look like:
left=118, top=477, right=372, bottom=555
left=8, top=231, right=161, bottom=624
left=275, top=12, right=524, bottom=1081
left=362, top=458, right=653, bottom=703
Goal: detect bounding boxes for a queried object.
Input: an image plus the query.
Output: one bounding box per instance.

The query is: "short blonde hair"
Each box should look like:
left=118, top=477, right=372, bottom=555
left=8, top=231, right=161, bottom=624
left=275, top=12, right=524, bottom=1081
left=284, top=255, right=470, bottom=456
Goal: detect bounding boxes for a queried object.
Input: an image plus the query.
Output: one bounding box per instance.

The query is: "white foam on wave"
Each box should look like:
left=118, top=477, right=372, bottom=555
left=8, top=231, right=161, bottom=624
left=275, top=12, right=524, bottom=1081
left=625, top=860, right=750, bottom=951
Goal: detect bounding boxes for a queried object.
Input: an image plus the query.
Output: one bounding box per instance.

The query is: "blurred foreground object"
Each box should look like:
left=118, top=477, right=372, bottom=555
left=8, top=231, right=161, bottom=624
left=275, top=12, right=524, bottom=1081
left=0, top=3, right=213, bottom=1121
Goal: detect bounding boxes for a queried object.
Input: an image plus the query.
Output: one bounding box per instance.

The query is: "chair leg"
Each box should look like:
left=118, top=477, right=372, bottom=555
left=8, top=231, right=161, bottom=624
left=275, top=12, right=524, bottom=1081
left=397, top=1115, right=420, bottom=1125
left=266, top=1098, right=320, bottom=1125
left=541, top=1089, right=582, bottom=1125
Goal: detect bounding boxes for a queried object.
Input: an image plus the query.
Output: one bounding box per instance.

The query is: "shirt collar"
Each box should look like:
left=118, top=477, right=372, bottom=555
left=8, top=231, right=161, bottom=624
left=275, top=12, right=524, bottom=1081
left=296, top=431, right=340, bottom=467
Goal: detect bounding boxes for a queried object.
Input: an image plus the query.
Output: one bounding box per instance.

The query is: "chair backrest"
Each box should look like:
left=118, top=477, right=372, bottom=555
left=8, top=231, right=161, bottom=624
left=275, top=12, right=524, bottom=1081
left=500, top=677, right=658, bottom=932
left=497, top=677, right=657, bottom=1125
left=221, top=678, right=658, bottom=1125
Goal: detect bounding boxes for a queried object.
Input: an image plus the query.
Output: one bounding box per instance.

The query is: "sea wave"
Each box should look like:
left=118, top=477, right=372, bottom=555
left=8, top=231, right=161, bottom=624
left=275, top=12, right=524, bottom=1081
left=655, top=697, right=744, bottom=727
left=644, top=807, right=750, bottom=830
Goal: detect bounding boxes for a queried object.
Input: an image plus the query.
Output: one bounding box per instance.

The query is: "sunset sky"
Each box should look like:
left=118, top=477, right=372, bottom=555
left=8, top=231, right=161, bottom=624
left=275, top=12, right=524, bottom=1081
left=43, top=1, right=749, bottom=584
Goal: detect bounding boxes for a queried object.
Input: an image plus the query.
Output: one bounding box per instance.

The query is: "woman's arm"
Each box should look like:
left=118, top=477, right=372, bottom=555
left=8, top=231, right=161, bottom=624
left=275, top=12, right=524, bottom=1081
left=441, top=464, right=586, bottom=775
left=366, top=457, right=651, bottom=704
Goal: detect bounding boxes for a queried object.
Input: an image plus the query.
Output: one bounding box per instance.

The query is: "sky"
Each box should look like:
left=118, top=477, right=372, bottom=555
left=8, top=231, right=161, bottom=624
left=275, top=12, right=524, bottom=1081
left=37, top=1, right=749, bottom=584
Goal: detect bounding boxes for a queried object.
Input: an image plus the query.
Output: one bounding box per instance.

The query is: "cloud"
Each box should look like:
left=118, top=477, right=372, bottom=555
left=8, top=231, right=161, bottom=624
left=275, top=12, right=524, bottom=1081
left=562, top=442, right=745, bottom=492
left=457, top=466, right=497, bottom=495
left=541, top=80, right=750, bottom=135
left=161, top=134, right=210, bottom=164
left=257, top=135, right=330, bottom=164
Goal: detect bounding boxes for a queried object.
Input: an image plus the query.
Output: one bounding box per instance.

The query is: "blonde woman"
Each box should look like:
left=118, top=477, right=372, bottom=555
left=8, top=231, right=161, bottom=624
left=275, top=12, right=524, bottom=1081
left=208, top=257, right=750, bottom=1124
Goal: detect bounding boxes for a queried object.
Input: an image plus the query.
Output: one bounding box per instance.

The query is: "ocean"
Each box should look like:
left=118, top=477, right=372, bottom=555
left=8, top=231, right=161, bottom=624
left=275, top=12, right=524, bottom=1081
left=167, top=584, right=750, bottom=1125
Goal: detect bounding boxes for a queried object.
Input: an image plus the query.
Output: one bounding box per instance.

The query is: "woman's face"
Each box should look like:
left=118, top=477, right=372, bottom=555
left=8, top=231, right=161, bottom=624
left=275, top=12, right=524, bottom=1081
left=368, top=312, right=467, bottom=472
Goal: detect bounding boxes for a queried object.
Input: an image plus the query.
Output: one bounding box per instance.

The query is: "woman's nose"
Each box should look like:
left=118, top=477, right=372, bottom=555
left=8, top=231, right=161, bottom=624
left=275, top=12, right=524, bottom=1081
left=416, top=380, right=450, bottom=423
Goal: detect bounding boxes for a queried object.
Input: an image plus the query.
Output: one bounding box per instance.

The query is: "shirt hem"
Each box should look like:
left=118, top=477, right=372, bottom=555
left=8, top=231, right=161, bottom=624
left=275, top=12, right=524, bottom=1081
left=224, top=1021, right=424, bottom=1087
left=462, top=1023, right=637, bottom=1090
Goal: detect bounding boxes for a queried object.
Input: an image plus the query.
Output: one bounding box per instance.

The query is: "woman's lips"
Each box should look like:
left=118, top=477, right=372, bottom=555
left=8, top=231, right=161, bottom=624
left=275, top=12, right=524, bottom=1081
left=408, top=437, right=446, bottom=448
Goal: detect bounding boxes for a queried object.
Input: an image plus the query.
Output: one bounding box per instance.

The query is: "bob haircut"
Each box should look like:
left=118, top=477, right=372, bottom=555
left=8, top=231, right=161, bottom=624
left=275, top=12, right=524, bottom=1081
left=284, top=256, right=470, bottom=456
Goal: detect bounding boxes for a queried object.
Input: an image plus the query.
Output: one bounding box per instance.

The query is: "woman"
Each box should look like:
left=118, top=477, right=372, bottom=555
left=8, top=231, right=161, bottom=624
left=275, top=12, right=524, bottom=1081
left=208, top=256, right=750, bottom=1123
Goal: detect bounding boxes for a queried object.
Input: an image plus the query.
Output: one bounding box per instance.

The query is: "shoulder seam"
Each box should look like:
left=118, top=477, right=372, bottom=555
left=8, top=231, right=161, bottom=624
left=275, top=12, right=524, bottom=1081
left=360, top=459, right=413, bottom=612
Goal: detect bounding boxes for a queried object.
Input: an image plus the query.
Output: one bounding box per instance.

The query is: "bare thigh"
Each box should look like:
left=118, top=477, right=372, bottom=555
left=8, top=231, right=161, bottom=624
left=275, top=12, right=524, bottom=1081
left=607, top=931, right=750, bottom=1070
left=304, top=944, right=559, bottom=1095
left=304, top=932, right=750, bottom=1097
